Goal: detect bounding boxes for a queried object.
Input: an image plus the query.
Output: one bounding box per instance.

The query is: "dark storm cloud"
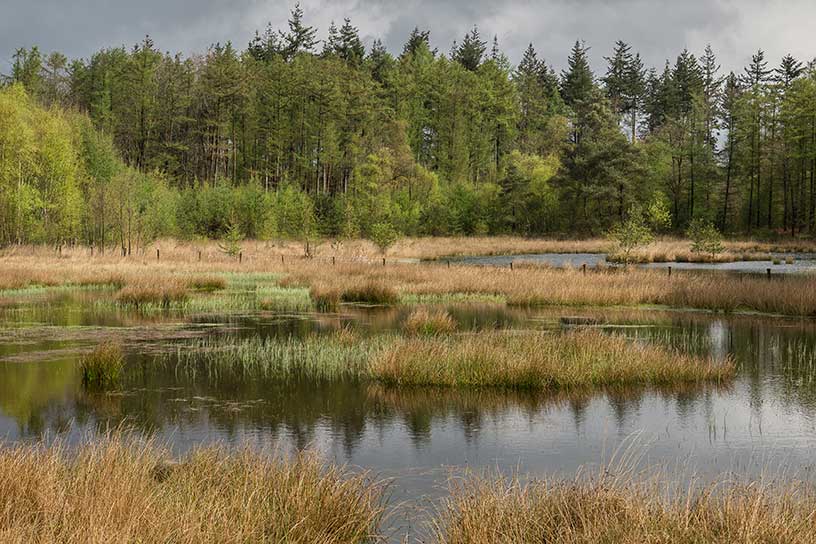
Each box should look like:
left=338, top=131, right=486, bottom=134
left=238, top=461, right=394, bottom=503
left=2, top=0, right=815, bottom=75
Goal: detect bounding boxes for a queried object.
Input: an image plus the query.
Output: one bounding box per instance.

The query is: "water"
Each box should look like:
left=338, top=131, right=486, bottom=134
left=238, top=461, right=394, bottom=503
left=2, top=290, right=816, bottom=539
left=449, top=252, right=816, bottom=273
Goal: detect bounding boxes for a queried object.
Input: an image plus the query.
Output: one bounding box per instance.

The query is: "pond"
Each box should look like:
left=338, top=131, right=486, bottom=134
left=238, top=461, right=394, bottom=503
left=2, top=290, right=816, bottom=539
left=448, top=252, right=816, bottom=274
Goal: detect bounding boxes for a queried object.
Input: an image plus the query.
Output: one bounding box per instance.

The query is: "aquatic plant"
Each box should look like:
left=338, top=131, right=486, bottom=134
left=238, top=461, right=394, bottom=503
left=115, top=280, right=188, bottom=308
left=370, top=330, right=733, bottom=389
left=80, top=342, right=124, bottom=390
left=403, top=307, right=457, bottom=336
left=310, top=285, right=341, bottom=312
left=341, top=282, right=399, bottom=305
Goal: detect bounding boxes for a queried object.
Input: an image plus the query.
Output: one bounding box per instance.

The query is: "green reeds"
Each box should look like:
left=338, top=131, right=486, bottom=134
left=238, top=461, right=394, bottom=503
left=80, top=342, right=124, bottom=390
left=115, top=281, right=188, bottom=308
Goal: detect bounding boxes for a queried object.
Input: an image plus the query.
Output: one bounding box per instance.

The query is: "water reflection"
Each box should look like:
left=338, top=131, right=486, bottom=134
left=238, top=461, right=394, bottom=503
left=2, top=299, right=816, bottom=532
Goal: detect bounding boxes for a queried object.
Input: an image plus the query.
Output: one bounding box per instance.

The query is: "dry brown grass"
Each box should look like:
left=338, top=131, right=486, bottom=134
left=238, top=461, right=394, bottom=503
left=403, top=307, right=458, bottom=335
left=2, top=241, right=816, bottom=315
left=370, top=330, right=733, bottom=389
left=437, top=468, right=816, bottom=544
left=114, top=279, right=188, bottom=308
left=5, top=236, right=814, bottom=263
left=0, top=434, right=384, bottom=544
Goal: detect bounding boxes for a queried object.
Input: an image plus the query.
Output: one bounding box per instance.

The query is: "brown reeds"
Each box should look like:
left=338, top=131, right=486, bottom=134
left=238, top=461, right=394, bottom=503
left=437, top=468, right=816, bottom=544
left=0, top=434, right=385, bottom=543
left=370, top=330, right=733, bottom=389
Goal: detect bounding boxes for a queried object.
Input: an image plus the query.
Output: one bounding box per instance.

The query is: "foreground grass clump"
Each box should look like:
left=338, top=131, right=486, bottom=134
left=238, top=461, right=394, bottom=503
left=370, top=330, right=733, bottom=389
left=0, top=435, right=384, bottom=543
left=403, top=307, right=457, bottom=336
left=115, top=280, right=188, bottom=308
left=437, top=470, right=816, bottom=544
left=80, top=342, right=124, bottom=390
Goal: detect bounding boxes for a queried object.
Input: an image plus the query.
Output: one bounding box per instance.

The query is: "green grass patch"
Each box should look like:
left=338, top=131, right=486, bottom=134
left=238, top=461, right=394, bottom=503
left=80, top=342, right=124, bottom=390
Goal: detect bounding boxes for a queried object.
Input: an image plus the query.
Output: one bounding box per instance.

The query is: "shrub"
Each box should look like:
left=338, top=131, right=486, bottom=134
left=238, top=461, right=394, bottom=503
left=369, top=222, right=399, bottom=255
left=687, top=218, right=724, bottom=259
left=608, top=207, right=653, bottom=264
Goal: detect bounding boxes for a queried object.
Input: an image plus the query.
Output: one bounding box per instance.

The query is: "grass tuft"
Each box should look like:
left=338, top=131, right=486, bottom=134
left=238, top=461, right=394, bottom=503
left=403, top=307, right=457, bottom=336
left=310, top=285, right=342, bottom=312
left=187, top=275, right=227, bottom=291
left=115, top=280, right=188, bottom=308
left=80, top=342, right=124, bottom=390
left=341, top=282, right=399, bottom=305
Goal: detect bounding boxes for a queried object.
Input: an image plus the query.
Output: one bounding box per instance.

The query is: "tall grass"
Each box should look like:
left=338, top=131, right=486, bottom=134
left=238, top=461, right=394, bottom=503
left=437, top=468, right=816, bottom=544
left=167, top=329, right=732, bottom=390
left=80, top=343, right=124, bottom=390
left=341, top=282, right=399, bottom=305
left=0, top=434, right=384, bottom=543
left=370, top=330, right=733, bottom=389
left=167, top=331, right=389, bottom=382
left=114, top=280, right=188, bottom=308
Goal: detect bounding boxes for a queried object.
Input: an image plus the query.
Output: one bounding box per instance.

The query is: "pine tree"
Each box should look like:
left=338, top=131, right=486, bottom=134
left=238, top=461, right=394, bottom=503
left=401, top=27, right=431, bottom=58
left=453, top=27, right=486, bottom=71
left=280, top=3, right=318, bottom=61
left=338, top=18, right=365, bottom=66
left=561, top=40, right=594, bottom=107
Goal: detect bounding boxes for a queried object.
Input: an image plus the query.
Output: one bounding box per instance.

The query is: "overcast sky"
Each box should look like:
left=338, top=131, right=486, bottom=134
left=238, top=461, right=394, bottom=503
left=2, top=0, right=815, bottom=76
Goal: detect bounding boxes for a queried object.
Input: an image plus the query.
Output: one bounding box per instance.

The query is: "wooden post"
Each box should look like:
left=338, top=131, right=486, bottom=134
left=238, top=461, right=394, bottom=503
left=447, top=260, right=451, bottom=268
left=382, top=257, right=386, bottom=267
left=281, top=255, right=284, bottom=264
left=582, top=263, right=587, bottom=275
left=90, top=246, right=94, bottom=257
left=767, top=268, right=771, bottom=280
left=332, top=256, right=336, bottom=266
left=668, top=266, right=672, bottom=278
left=239, top=252, right=243, bottom=264
left=198, top=250, right=201, bottom=262
left=156, top=248, right=160, bottom=261
left=510, top=261, right=514, bottom=271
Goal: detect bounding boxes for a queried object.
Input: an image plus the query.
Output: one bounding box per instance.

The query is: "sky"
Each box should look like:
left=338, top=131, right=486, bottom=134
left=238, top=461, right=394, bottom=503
left=2, top=0, right=815, bottom=76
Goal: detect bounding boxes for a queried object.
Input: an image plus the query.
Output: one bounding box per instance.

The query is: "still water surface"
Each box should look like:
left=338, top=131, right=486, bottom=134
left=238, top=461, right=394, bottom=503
left=2, top=293, right=816, bottom=537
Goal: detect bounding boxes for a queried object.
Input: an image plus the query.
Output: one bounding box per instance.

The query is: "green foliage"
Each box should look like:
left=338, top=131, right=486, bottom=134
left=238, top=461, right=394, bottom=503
left=218, top=221, right=244, bottom=257
left=687, top=218, right=724, bottom=258
left=80, top=343, right=124, bottom=390
left=608, top=207, right=654, bottom=263
left=369, top=222, right=399, bottom=254
left=646, top=194, right=672, bottom=233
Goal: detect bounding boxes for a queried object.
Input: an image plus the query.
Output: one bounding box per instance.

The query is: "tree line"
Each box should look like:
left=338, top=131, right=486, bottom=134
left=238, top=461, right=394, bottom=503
left=2, top=4, right=816, bottom=249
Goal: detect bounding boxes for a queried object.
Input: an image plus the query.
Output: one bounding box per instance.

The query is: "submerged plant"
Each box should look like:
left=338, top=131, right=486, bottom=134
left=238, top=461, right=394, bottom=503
left=80, top=342, right=124, bottom=390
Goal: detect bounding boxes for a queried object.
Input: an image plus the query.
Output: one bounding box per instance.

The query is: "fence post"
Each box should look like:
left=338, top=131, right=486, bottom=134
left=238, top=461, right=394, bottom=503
left=447, top=260, right=451, bottom=268
left=281, top=255, right=284, bottom=264
left=332, top=256, right=336, bottom=266
left=668, top=266, right=672, bottom=278
left=767, top=268, right=771, bottom=280
left=198, top=250, right=201, bottom=262
left=582, top=263, right=587, bottom=275
left=239, top=251, right=243, bottom=264
left=382, top=257, right=386, bottom=267
left=156, top=248, right=160, bottom=262
left=510, top=261, right=514, bottom=271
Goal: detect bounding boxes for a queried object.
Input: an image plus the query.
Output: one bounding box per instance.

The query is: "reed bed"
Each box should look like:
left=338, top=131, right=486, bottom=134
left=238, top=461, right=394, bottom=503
left=436, top=469, right=816, bottom=544
left=167, top=331, right=388, bottom=382
left=167, top=329, right=731, bottom=390
left=371, top=330, right=732, bottom=389
left=114, top=279, right=189, bottom=308
left=0, top=434, right=384, bottom=544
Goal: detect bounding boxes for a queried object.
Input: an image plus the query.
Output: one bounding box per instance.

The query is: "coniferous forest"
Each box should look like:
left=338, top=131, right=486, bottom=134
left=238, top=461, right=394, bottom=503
left=2, top=4, right=816, bottom=250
